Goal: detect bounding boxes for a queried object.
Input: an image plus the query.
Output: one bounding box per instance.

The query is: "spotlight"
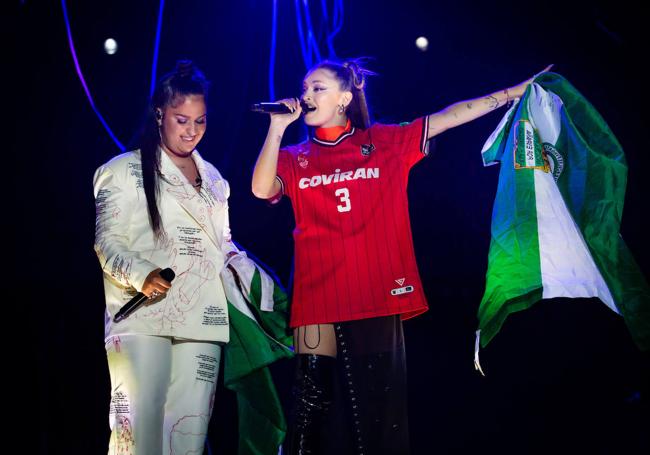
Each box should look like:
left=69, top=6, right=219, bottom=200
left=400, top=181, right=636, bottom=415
left=104, top=38, right=118, bottom=55
left=415, top=36, right=428, bottom=52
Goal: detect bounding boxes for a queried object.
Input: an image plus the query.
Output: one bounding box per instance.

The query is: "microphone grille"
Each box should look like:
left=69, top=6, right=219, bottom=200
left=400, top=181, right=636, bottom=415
left=160, top=268, right=176, bottom=282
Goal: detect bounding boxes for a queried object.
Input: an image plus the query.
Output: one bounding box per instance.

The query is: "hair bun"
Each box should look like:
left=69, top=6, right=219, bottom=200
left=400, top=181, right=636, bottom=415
left=175, top=60, right=194, bottom=77
left=343, top=60, right=365, bottom=90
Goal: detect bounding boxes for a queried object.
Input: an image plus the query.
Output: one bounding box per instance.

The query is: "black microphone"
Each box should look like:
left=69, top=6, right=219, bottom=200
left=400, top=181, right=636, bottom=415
left=250, top=101, right=316, bottom=114
left=251, top=102, right=292, bottom=114
left=113, top=268, right=176, bottom=323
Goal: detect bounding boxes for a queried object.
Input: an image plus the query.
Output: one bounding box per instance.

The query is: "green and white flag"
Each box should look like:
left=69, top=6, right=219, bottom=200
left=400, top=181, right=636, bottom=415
left=221, top=253, right=294, bottom=454
left=476, top=73, right=650, bottom=371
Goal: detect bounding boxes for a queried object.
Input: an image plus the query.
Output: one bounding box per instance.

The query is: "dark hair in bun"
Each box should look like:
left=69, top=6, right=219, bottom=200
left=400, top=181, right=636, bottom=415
left=134, top=60, right=210, bottom=236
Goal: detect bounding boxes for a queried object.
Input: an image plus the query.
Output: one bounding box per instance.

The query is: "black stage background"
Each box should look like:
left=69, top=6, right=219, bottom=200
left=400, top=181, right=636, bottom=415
left=11, top=0, right=649, bottom=453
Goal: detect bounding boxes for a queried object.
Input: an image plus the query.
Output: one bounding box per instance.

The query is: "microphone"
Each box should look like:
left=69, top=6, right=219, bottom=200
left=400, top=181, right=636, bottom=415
left=113, top=268, right=176, bottom=323
left=250, top=101, right=316, bottom=114
left=251, top=102, right=291, bottom=114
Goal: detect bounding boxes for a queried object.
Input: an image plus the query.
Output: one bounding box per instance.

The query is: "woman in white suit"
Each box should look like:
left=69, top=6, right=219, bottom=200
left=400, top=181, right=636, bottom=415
left=93, top=61, right=238, bottom=455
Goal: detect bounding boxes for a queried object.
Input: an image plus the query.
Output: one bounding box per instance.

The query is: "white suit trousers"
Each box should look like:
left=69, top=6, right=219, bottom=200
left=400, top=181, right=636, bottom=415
left=105, top=334, right=221, bottom=455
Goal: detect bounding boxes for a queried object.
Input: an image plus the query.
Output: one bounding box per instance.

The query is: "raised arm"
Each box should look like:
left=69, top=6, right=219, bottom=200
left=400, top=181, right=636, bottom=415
left=251, top=98, right=302, bottom=199
left=426, top=65, right=552, bottom=139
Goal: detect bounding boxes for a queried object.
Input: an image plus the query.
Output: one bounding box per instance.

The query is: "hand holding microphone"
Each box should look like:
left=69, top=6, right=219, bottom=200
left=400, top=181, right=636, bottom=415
left=251, top=98, right=315, bottom=128
left=114, top=268, right=175, bottom=323
left=251, top=98, right=316, bottom=114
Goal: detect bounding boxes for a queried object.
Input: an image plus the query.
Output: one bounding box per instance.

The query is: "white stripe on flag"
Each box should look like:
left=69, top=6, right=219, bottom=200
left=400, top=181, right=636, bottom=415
left=528, top=84, right=617, bottom=313
left=534, top=168, right=617, bottom=312
left=528, top=83, right=562, bottom=144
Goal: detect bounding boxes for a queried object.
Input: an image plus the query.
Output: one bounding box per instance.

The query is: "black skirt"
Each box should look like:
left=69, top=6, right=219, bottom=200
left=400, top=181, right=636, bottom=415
left=323, top=315, right=411, bottom=455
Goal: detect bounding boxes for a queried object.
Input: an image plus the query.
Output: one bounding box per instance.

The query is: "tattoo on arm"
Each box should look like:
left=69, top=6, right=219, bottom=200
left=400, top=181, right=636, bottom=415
left=485, top=95, right=499, bottom=109
left=466, top=102, right=473, bottom=109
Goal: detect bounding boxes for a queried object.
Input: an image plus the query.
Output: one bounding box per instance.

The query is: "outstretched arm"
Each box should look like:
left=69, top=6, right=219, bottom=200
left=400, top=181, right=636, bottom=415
left=426, top=65, right=552, bottom=139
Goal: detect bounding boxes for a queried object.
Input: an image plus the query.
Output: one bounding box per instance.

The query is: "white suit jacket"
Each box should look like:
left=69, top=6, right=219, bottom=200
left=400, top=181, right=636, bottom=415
left=94, top=149, right=237, bottom=342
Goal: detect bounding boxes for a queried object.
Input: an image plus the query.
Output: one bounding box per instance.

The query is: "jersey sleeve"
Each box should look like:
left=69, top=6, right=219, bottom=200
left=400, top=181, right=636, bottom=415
left=269, top=147, right=296, bottom=204
left=370, top=116, right=432, bottom=168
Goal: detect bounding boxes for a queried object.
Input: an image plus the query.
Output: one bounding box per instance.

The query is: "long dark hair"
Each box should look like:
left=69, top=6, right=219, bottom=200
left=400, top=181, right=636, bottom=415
left=131, top=60, right=210, bottom=237
left=309, top=58, right=374, bottom=129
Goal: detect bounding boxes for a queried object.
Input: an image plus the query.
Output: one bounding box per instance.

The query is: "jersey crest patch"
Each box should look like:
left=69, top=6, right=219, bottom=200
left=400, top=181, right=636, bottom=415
left=361, top=143, right=375, bottom=156
left=297, top=153, right=309, bottom=169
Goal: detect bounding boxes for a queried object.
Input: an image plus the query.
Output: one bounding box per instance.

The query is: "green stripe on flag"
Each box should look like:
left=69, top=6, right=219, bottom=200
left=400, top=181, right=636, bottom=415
left=540, top=73, right=650, bottom=350
left=224, top=268, right=294, bottom=454
left=479, top=96, right=544, bottom=346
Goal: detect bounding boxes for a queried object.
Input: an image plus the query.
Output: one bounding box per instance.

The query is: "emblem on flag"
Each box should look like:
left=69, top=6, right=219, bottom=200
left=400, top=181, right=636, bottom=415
left=513, top=120, right=549, bottom=172
left=543, top=143, right=564, bottom=181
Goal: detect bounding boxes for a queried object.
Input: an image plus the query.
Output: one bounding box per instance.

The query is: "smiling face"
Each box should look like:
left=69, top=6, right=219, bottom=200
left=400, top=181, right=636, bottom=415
left=158, top=94, right=207, bottom=157
left=301, top=68, right=352, bottom=128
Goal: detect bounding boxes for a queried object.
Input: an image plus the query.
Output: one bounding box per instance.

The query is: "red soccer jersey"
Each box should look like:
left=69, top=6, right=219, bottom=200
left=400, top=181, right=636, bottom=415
left=276, top=117, right=431, bottom=327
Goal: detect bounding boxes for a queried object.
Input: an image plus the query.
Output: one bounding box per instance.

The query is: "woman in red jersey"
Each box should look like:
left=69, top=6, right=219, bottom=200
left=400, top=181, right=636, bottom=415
left=252, top=59, right=550, bottom=454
